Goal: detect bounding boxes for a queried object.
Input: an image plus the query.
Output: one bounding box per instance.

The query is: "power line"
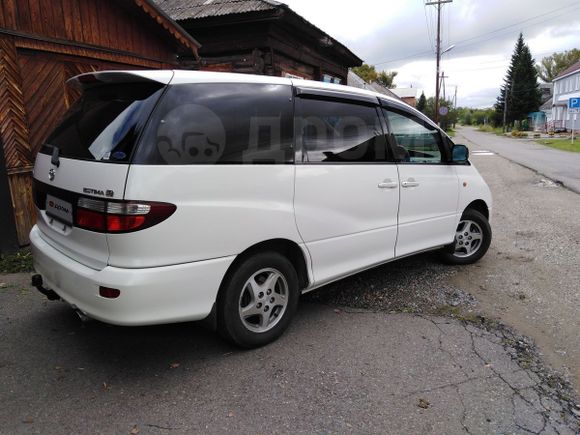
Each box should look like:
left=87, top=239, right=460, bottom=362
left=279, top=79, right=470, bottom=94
left=372, top=1, right=580, bottom=67
left=450, top=4, right=580, bottom=56
left=453, top=1, right=579, bottom=48
left=423, top=1, right=436, bottom=53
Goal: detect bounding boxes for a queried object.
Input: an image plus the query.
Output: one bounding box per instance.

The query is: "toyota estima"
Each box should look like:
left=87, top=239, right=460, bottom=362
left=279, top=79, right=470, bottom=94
left=31, top=70, right=492, bottom=348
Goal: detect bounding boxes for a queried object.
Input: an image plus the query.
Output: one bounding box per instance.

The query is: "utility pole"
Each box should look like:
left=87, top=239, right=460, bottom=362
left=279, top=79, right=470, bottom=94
left=503, top=79, right=512, bottom=133
left=440, top=71, right=448, bottom=101
left=426, top=0, right=452, bottom=124
left=453, top=86, right=458, bottom=109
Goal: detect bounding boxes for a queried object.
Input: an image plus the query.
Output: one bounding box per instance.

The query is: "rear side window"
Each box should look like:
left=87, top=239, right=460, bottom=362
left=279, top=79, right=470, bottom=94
left=295, top=98, right=386, bottom=163
left=42, top=83, right=163, bottom=163
left=135, top=83, right=294, bottom=164
left=383, top=108, right=445, bottom=164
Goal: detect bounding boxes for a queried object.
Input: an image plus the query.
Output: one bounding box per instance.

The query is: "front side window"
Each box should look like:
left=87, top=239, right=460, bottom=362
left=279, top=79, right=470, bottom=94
left=296, top=98, right=386, bottom=163
left=135, top=83, right=294, bottom=164
left=383, top=108, right=444, bottom=164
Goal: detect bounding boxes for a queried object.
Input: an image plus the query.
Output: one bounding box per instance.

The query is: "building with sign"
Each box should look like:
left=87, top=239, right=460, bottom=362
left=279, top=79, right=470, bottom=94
left=547, top=60, right=580, bottom=132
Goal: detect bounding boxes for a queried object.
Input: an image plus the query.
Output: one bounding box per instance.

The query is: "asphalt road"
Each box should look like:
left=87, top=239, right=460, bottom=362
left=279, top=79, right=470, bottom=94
left=1, top=129, right=580, bottom=433
left=457, top=126, right=580, bottom=194
left=0, top=280, right=576, bottom=434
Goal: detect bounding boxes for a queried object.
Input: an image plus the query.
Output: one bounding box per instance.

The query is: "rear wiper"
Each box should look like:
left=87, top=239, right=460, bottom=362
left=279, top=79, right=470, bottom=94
left=48, top=144, right=60, bottom=167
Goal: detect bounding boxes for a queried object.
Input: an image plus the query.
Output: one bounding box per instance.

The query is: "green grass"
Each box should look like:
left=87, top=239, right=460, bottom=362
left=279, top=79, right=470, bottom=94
left=0, top=248, right=33, bottom=274
left=445, top=128, right=456, bottom=137
left=536, top=138, right=580, bottom=153
left=477, top=124, right=504, bottom=135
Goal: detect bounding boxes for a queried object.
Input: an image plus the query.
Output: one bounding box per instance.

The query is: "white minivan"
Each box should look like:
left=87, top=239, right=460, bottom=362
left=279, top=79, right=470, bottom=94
left=31, top=70, right=492, bottom=347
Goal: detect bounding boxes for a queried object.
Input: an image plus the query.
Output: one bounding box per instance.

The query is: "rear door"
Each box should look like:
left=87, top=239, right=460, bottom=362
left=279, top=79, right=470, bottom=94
left=32, top=72, right=169, bottom=269
left=293, top=89, right=400, bottom=284
left=381, top=103, right=459, bottom=257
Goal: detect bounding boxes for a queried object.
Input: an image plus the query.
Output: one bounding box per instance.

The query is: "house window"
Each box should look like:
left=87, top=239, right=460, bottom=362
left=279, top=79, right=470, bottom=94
left=322, top=74, right=342, bottom=84
left=284, top=72, right=306, bottom=80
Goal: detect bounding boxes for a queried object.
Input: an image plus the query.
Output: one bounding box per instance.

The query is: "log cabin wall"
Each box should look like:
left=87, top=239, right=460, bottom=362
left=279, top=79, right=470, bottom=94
left=167, top=2, right=362, bottom=84
left=0, top=0, right=199, bottom=248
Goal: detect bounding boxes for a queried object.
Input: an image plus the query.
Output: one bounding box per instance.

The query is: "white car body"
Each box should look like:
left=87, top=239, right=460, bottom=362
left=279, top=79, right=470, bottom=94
left=30, top=70, right=492, bottom=326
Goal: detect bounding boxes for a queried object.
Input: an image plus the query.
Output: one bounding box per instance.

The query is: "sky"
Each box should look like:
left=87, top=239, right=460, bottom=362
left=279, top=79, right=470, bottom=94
left=281, top=0, right=580, bottom=108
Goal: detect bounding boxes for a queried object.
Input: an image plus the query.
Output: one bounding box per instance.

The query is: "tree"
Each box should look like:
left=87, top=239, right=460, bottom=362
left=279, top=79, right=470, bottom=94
left=457, top=107, right=494, bottom=126
left=352, top=64, right=378, bottom=83
left=352, top=63, right=397, bottom=88
left=494, top=33, right=542, bottom=128
left=423, top=97, right=457, bottom=131
left=536, top=49, right=580, bottom=83
left=376, top=70, right=397, bottom=89
left=416, top=92, right=427, bottom=112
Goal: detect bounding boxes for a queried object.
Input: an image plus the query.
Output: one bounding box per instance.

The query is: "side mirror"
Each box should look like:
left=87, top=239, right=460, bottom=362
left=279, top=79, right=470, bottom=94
left=452, top=144, right=469, bottom=162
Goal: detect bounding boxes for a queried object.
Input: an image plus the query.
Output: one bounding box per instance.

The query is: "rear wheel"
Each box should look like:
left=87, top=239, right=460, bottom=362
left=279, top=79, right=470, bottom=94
left=440, top=209, right=491, bottom=265
left=218, top=252, right=299, bottom=348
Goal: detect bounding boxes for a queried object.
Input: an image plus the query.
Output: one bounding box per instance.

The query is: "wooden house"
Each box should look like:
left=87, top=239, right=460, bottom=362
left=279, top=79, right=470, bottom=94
left=155, top=0, right=362, bottom=83
left=0, top=0, right=200, bottom=250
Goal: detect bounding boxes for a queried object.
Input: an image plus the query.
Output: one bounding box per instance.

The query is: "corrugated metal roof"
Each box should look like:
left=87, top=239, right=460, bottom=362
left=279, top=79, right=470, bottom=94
left=153, top=0, right=281, bottom=21
left=391, top=88, right=417, bottom=99
left=540, top=98, right=553, bottom=111
left=347, top=71, right=400, bottom=100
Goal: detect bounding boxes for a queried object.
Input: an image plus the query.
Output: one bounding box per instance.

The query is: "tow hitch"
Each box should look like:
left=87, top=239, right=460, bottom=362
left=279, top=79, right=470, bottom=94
left=31, top=274, right=60, bottom=301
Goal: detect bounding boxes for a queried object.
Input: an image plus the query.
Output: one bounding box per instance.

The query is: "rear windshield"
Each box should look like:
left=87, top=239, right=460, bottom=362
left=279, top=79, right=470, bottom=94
left=41, top=83, right=163, bottom=163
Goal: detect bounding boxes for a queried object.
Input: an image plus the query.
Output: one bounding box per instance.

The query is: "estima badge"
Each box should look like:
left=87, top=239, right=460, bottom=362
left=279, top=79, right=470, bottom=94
left=48, top=168, right=55, bottom=181
left=83, top=187, right=114, bottom=197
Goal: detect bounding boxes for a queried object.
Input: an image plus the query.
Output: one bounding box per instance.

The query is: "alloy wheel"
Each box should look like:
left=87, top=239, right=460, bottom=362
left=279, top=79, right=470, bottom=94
left=238, top=268, right=289, bottom=333
left=453, top=220, right=484, bottom=258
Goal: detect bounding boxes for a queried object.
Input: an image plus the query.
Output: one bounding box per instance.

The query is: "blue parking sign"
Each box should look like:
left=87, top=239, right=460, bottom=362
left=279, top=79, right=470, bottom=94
left=570, top=98, right=580, bottom=109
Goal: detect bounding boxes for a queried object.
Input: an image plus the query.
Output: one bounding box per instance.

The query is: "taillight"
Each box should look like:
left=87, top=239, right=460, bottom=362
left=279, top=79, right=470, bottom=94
left=75, top=198, right=176, bottom=233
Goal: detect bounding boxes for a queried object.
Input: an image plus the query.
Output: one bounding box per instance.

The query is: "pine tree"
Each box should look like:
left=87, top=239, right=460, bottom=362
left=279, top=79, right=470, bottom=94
left=416, top=92, right=427, bottom=112
left=494, top=33, right=542, bottom=128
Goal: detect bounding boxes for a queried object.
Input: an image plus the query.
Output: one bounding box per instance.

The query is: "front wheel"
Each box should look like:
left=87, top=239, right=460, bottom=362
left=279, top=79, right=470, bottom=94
left=217, top=252, right=299, bottom=348
left=440, top=209, right=491, bottom=265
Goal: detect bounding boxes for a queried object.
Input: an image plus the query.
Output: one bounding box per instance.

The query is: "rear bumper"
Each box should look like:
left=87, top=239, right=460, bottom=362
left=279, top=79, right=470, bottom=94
left=30, top=225, right=235, bottom=326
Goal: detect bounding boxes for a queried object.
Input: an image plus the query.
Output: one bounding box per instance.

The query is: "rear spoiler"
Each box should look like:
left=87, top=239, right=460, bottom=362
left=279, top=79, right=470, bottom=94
left=67, top=70, right=174, bottom=91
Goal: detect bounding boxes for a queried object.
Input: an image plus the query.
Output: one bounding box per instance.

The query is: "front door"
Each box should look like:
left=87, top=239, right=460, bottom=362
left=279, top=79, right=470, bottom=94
left=294, top=94, right=400, bottom=285
left=382, top=106, right=459, bottom=257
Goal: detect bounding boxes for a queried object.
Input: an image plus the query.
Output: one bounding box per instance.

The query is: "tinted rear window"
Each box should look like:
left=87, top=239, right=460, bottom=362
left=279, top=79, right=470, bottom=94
left=134, top=83, right=294, bottom=164
left=42, top=83, right=163, bottom=163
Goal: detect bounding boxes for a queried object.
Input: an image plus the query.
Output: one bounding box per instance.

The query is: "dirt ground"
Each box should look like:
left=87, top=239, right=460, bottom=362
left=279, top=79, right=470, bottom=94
left=450, top=127, right=580, bottom=390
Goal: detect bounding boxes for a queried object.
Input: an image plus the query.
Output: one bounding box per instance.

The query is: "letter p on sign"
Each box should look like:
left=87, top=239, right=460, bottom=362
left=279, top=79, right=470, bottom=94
left=569, top=98, right=580, bottom=109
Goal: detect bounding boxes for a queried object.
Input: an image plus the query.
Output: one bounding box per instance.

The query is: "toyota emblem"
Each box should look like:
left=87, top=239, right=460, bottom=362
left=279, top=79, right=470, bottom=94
left=48, top=168, right=55, bottom=181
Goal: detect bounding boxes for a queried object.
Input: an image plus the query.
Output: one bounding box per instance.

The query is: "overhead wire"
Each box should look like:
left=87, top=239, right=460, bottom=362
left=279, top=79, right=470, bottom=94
left=372, top=1, right=580, bottom=66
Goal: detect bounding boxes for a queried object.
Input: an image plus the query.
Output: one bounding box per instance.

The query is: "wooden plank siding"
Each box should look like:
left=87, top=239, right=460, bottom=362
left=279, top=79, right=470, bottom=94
left=0, top=0, right=183, bottom=64
left=0, top=0, right=199, bottom=247
left=0, top=36, right=35, bottom=244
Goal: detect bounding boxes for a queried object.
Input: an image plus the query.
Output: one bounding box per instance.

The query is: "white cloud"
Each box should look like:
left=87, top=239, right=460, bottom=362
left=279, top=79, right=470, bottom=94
left=282, top=0, right=580, bottom=107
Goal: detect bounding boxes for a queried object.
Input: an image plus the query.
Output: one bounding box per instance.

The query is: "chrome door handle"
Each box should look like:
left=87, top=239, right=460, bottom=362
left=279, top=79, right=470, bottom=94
left=401, top=179, right=420, bottom=188
left=378, top=180, right=398, bottom=189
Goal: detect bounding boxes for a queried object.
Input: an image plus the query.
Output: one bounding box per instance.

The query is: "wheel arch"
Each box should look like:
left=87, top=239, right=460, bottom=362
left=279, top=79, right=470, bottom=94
left=217, top=238, right=311, bottom=305
left=464, top=199, right=489, bottom=220
left=201, top=239, right=309, bottom=332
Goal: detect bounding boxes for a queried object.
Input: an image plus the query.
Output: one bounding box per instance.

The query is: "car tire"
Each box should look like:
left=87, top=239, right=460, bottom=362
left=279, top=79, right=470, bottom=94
left=440, top=209, right=491, bottom=265
left=217, top=251, right=299, bottom=348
